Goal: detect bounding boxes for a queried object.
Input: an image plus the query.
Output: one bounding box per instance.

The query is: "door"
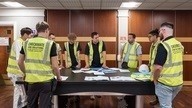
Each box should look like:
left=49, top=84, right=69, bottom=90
left=0, top=26, right=13, bottom=74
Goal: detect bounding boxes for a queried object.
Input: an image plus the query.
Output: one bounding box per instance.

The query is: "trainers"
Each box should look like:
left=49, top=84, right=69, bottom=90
left=149, top=99, right=159, bottom=106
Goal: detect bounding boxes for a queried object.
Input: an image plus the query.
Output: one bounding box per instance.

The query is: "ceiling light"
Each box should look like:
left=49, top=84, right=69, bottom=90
left=0, top=2, right=25, bottom=8
left=120, top=2, right=142, bottom=8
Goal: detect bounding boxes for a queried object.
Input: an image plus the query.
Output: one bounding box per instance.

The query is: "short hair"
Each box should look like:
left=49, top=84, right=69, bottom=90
left=161, top=22, right=174, bottom=29
left=49, top=33, right=55, bottom=36
left=128, top=33, right=136, bottom=39
left=36, top=21, right=49, bottom=33
left=68, top=33, right=77, bottom=40
left=149, top=28, right=159, bottom=37
left=91, top=32, right=98, bottom=38
left=20, top=27, right=32, bottom=36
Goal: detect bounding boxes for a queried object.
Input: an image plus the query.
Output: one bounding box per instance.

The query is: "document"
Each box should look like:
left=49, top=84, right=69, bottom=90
left=110, top=68, right=120, bottom=71
left=110, top=76, right=136, bottom=81
left=84, top=76, right=109, bottom=81
left=119, top=69, right=130, bottom=73
left=80, top=68, right=90, bottom=71
left=83, top=70, right=97, bottom=74
left=72, top=70, right=84, bottom=73
left=93, top=71, right=105, bottom=75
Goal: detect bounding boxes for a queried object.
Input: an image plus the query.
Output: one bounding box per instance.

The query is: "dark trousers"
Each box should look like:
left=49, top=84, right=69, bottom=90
left=121, top=62, right=129, bottom=69
left=27, top=82, right=52, bottom=108
left=124, top=95, right=136, bottom=108
left=58, top=96, right=68, bottom=108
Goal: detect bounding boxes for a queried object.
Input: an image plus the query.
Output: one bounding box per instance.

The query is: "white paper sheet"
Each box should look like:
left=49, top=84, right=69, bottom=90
left=83, top=70, right=97, bottom=74
left=110, top=68, right=120, bottom=71
left=93, top=71, right=105, bottom=75
left=80, top=68, right=90, bottom=71
left=119, top=69, right=130, bottom=73
left=110, top=76, right=136, bottom=81
left=84, top=76, right=109, bottom=81
left=72, top=70, right=84, bottom=73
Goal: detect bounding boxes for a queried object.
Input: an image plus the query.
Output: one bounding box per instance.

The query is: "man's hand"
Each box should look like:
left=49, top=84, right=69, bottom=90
left=76, top=63, right=81, bottom=69
left=57, top=76, right=62, bottom=81
left=153, top=80, right=158, bottom=85
left=59, top=64, right=64, bottom=68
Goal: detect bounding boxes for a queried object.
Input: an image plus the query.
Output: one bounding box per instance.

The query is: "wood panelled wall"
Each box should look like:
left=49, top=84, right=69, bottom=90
left=46, top=10, right=117, bottom=67
left=129, top=10, right=192, bottom=81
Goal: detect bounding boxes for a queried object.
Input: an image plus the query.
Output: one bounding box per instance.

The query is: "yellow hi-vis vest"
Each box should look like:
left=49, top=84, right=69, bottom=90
left=122, top=42, right=140, bottom=68
left=7, top=38, right=23, bottom=75
left=23, top=37, right=54, bottom=83
left=88, top=41, right=103, bottom=66
left=149, top=41, right=160, bottom=71
left=158, top=38, right=183, bottom=86
left=64, top=42, right=79, bottom=67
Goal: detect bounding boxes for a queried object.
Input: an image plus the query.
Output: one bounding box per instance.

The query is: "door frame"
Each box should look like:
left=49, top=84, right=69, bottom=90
left=0, top=21, right=17, bottom=40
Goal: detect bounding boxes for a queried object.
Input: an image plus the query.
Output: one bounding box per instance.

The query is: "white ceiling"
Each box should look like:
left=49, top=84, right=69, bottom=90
left=0, top=0, right=192, bottom=10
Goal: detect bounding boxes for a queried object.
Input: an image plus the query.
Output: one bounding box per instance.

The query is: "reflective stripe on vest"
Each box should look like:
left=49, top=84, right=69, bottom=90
left=149, top=41, right=160, bottom=71
left=158, top=38, right=183, bottom=86
left=23, top=37, right=54, bottom=82
left=64, top=42, right=79, bottom=67
left=6, top=38, right=23, bottom=75
left=88, top=41, right=103, bottom=65
left=25, top=70, right=53, bottom=75
left=122, top=42, right=140, bottom=68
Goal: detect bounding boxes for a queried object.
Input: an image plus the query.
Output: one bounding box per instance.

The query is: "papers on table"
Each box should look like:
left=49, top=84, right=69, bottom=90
left=83, top=70, right=97, bottom=74
left=54, top=76, right=68, bottom=81
left=80, top=68, right=90, bottom=71
left=84, top=76, right=109, bottom=81
left=72, top=68, right=129, bottom=75
left=110, top=68, right=120, bottom=71
left=72, top=70, right=84, bottom=73
left=109, top=68, right=130, bottom=73
left=119, top=69, right=130, bottom=73
left=110, top=76, right=136, bottom=81
left=93, top=71, right=105, bottom=75
left=72, top=69, right=105, bottom=75
left=84, top=76, right=136, bottom=81
left=131, top=72, right=151, bottom=82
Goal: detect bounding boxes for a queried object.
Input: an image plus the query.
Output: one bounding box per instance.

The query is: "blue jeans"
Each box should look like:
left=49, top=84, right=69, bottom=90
left=155, top=82, right=182, bottom=108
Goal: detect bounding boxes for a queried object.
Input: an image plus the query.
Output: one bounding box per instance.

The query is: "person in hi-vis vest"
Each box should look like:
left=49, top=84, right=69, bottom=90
left=64, top=33, right=81, bottom=70
left=49, top=33, right=64, bottom=68
left=18, top=21, right=62, bottom=108
left=119, top=33, right=142, bottom=108
left=7, top=27, right=32, bottom=108
left=120, top=33, right=142, bottom=69
left=84, top=32, right=107, bottom=100
left=153, top=22, right=184, bottom=108
left=148, top=29, right=160, bottom=106
left=84, top=32, right=108, bottom=68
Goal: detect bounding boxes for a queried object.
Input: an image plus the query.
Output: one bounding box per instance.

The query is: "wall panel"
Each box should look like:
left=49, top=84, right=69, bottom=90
left=47, top=10, right=69, bottom=36
left=153, top=10, right=175, bottom=30
left=47, top=10, right=117, bottom=67
left=176, top=11, right=192, bottom=37
left=183, top=62, right=192, bottom=81
left=129, top=10, right=152, bottom=37
left=139, top=42, right=151, bottom=54
left=71, top=10, right=93, bottom=36
left=94, top=10, right=117, bottom=37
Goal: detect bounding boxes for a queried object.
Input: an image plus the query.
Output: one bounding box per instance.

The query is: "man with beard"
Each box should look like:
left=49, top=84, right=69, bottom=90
left=153, top=22, right=184, bottom=108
